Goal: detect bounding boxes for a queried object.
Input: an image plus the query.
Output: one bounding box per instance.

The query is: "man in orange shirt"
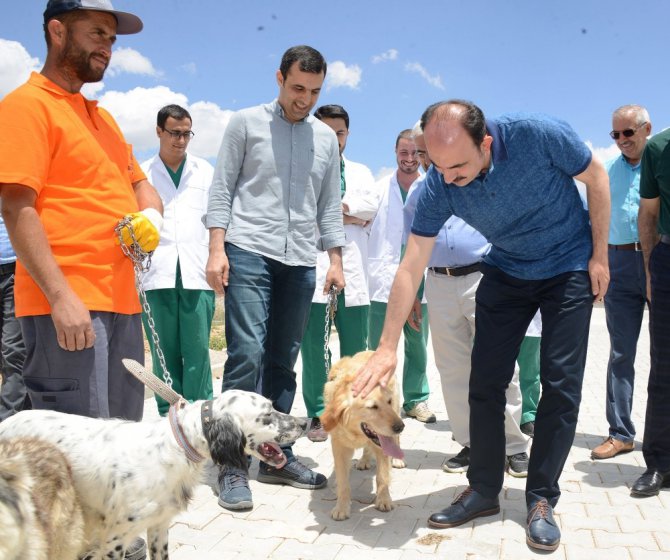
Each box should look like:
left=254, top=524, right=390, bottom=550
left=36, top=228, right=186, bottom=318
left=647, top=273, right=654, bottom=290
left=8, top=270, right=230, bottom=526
left=0, top=0, right=162, bottom=433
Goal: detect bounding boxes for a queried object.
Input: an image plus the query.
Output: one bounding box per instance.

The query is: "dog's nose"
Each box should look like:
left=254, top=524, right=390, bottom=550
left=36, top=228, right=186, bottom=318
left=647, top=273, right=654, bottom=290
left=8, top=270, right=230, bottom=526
left=393, top=421, right=405, bottom=434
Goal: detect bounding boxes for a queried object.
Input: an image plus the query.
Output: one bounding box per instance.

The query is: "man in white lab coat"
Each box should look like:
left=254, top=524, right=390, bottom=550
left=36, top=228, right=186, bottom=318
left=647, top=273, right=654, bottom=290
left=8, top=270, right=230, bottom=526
left=300, top=104, right=378, bottom=441
left=368, top=130, right=434, bottom=423
left=141, top=104, right=215, bottom=416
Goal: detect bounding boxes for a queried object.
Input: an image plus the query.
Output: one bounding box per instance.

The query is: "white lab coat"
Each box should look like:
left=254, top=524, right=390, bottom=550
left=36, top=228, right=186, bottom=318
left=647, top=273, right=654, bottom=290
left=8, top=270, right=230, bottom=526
left=140, top=154, right=214, bottom=291
left=312, top=157, right=378, bottom=307
left=368, top=171, right=425, bottom=303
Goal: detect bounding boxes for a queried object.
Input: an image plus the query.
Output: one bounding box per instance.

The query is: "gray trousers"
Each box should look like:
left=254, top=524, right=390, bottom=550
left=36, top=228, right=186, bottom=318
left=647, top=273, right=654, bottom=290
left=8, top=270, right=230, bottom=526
left=19, top=312, right=145, bottom=420
left=0, top=262, right=27, bottom=421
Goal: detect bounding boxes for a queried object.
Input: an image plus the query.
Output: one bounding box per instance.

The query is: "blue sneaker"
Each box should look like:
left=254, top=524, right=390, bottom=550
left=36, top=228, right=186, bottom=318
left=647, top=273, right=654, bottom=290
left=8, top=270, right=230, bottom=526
left=218, top=467, right=253, bottom=510
left=257, top=457, right=327, bottom=489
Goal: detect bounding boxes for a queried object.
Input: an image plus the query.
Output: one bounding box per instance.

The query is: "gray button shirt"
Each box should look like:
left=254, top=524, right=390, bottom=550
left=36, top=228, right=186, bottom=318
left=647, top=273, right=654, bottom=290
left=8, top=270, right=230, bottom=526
left=206, top=100, right=345, bottom=266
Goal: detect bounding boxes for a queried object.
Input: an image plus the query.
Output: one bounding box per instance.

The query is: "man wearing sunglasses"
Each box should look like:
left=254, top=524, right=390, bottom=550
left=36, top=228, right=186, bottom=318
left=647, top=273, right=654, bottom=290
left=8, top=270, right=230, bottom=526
left=140, top=104, right=216, bottom=417
left=592, top=105, right=651, bottom=462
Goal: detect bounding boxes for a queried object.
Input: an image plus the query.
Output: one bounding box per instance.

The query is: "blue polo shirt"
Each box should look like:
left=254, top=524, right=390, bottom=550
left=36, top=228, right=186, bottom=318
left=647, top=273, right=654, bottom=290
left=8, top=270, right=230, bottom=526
left=605, top=154, right=641, bottom=244
left=412, top=113, right=592, bottom=280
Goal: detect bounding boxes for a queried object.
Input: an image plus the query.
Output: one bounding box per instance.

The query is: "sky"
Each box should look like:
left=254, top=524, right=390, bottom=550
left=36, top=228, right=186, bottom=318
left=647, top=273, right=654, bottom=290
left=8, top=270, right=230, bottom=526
left=1, top=0, right=669, bottom=178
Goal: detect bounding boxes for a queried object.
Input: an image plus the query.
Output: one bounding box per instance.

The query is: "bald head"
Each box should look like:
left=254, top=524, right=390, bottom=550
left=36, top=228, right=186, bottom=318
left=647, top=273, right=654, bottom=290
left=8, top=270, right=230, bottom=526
left=420, top=100, right=493, bottom=187
left=420, top=100, right=487, bottom=147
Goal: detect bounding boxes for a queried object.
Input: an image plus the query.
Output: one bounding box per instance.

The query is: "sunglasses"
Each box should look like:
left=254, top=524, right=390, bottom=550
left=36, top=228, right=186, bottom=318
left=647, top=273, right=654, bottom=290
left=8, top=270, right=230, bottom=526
left=609, top=122, right=647, bottom=140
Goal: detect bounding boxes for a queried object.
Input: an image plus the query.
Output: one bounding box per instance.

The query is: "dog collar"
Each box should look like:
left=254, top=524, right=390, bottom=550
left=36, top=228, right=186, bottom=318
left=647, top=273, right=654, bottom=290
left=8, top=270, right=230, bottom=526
left=168, top=399, right=205, bottom=463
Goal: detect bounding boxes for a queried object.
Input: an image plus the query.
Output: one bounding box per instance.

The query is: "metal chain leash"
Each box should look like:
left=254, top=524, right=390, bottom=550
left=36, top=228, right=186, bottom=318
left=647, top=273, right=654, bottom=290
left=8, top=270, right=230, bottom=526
left=114, top=217, right=174, bottom=389
left=323, top=285, right=338, bottom=373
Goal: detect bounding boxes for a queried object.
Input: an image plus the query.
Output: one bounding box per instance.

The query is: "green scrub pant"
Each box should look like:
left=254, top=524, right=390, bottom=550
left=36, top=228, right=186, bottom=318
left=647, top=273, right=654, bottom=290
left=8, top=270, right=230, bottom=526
left=142, top=266, right=215, bottom=416
left=368, top=300, right=430, bottom=411
left=300, top=291, right=368, bottom=418
left=518, top=335, right=541, bottom=424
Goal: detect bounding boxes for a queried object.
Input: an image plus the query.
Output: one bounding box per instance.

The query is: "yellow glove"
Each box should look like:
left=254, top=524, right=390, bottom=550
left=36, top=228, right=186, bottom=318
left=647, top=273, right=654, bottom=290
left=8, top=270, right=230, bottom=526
left=119, top=208, right=163, bottom=253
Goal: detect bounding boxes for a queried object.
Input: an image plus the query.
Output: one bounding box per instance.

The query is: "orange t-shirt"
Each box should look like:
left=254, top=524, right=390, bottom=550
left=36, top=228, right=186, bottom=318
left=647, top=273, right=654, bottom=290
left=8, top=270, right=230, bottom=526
left=0, top=72, right=145, bottom=316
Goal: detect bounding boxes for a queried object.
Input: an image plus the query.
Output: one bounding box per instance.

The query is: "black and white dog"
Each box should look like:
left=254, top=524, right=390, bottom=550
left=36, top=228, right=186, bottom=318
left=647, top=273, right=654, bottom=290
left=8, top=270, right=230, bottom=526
left=0, top=364, right=306, bottom=560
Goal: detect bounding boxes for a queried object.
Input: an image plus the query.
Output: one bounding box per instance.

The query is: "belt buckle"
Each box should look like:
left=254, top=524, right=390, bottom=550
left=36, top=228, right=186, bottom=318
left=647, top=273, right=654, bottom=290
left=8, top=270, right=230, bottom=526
left=445, top=267, right=453, bottom=277
left=634, top=241, right=642, bottom=252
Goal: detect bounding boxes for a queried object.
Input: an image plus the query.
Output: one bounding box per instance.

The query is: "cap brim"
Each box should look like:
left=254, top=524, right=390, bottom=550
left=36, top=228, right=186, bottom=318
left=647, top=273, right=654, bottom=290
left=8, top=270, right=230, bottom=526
left=107, top=10, right=143, bottom=34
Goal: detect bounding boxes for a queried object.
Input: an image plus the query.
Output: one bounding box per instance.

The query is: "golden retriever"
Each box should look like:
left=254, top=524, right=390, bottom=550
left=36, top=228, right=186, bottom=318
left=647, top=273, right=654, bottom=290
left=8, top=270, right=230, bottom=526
left=321, top=350, right=405, bottom=520
left=0, top=437, right=85, bottom=560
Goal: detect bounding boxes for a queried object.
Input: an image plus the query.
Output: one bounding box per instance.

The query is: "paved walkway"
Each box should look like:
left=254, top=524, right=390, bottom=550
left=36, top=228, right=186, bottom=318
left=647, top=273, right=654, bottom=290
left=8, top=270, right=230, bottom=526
left=143, top=306, right=669, bottom=559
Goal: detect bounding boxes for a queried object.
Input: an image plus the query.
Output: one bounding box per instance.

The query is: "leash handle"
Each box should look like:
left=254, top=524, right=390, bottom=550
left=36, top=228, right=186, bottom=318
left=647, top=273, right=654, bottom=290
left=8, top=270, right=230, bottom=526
left=122, top=358, right=181, bottom=405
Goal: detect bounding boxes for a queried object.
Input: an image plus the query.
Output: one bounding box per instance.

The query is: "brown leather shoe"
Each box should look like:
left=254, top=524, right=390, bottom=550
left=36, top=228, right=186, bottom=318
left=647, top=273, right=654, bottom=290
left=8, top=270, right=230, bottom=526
left=591, top=436, right=634, bottom=460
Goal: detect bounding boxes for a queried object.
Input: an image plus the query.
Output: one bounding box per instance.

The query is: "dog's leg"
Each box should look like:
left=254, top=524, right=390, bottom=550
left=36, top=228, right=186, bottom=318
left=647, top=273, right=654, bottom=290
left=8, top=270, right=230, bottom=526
left=371, top=447, right=394, bottom=512
left=356, top=443, right=374, bottom=470
left=147, top=526, right=169, bottom=559
left=331, top=443, right=355, bottom=521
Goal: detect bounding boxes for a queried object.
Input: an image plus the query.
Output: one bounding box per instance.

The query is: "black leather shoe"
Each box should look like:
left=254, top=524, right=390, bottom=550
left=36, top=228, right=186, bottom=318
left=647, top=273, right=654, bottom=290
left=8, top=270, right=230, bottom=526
left=526, top=499, right=560, bottom=552
left=428, top=487, right=500, bottom=528
left=631, top=469, right=670, bottom=497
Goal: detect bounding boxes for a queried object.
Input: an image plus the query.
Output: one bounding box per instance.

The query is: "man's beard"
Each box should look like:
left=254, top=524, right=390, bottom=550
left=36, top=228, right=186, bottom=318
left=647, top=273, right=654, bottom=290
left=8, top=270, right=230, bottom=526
left=60, top=40, right=107, bottom=83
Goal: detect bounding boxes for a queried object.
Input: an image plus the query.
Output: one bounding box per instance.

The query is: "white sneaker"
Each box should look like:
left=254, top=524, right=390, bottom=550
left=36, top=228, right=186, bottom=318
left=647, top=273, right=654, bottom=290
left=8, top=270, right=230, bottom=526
left=405, top=401, right=436, bottom=423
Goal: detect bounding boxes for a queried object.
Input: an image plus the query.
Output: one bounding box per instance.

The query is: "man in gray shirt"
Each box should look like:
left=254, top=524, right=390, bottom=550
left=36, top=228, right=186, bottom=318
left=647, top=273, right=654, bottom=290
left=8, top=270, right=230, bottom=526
left=206, top=45, right=345, bottom=511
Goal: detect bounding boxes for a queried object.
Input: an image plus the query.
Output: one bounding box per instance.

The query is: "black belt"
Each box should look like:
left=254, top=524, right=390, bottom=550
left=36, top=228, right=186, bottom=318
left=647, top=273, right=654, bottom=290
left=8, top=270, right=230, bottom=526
left=608, top=242, right=641, bottom=251
left=429, top=263, right=480, bottom=277
left=661, top=234, right=670, bottom=245
left=0, top=261, right=16, bottom=275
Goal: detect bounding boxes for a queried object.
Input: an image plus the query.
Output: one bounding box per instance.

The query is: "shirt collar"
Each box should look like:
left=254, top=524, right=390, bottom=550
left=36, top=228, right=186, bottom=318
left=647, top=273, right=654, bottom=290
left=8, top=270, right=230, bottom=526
left=486, top=118, right=508, bottom=166
left=270, top=99, right=313, bottom=124
left=618, top=153, right=641, bottom=170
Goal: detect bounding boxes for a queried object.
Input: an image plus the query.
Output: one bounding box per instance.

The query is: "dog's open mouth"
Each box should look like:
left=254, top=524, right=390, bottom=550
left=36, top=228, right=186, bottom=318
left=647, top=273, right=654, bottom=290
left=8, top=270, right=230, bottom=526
left=360, top=423, right=404, bottom=459
left=258, top=442, right=288, bottom=468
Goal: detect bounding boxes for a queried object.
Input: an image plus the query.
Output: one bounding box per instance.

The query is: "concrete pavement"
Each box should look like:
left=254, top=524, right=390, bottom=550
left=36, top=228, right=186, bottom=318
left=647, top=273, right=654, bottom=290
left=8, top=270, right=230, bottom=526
left=143, top=306, right=669, bottom=559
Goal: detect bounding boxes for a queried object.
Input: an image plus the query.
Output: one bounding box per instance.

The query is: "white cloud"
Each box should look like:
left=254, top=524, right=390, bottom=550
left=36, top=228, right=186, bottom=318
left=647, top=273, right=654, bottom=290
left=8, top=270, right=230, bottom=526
left=0, top=39, right=41, bottom=97
left=97, top=86, right=232, bottom=159
left=585, top=140, right=619, bottom=165
left=372, top=49, right=398, bottom=64
left=107, top=47, right=161, bottom=78
left=404, top=62, right=445, bottom=90
left=326, top=61, right=362, bottom=91
left=375, top=166, right=395, bottom=181
left=81, top=81, right=106, bottom=98
left=187, top=101, right=233, bottom=159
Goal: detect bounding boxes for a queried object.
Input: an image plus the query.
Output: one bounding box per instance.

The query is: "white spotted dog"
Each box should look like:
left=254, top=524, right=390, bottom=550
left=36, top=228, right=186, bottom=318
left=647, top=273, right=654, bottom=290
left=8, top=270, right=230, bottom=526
left=0, top=364, right=306, bottom=560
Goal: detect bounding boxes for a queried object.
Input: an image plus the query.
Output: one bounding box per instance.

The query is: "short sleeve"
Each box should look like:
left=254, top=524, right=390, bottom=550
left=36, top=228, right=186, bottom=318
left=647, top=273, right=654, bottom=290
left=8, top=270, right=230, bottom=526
left=411, top=166, right=452, bottom=237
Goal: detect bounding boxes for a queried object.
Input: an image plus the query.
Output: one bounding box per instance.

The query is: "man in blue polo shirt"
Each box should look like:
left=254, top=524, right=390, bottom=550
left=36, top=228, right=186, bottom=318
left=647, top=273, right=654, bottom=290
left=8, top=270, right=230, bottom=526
left=354, top=100, right=610, bottom=551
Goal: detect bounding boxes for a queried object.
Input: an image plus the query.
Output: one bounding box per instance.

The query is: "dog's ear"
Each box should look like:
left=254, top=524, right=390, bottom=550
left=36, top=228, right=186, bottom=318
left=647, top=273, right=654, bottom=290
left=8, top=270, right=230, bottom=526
left=321, top=384, right=350, bottom=432
left=202, top=412, right=248, bottom=471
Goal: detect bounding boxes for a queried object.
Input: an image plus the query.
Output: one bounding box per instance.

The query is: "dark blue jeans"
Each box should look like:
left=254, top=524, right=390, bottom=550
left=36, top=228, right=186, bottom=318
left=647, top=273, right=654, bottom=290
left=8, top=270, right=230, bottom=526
left=0, top=261, right=28, bottom=421
left=642, top=240, right=670, bottom=471
left=468, top=264, right=593, bottom=508
left=223, top=243, right=315, bottom=430
left=604, top=248, right=647, bottom=443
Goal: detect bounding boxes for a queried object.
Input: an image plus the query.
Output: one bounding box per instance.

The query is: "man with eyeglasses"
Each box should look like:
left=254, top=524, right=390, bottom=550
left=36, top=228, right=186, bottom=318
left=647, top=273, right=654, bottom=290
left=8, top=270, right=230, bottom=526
left=205, top=45, right=345, bottom=511
left=139, top=104, right=215, bottom=417
left=592, top=105, right=651, bottom=462
left=632, top=124, right=670, bottom=497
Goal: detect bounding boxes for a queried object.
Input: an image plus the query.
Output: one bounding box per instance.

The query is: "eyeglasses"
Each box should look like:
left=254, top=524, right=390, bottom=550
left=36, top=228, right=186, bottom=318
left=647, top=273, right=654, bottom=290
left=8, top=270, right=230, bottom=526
left=162, top=128, right=195, bottom=140
left=609, top=122, right=647, bottom=140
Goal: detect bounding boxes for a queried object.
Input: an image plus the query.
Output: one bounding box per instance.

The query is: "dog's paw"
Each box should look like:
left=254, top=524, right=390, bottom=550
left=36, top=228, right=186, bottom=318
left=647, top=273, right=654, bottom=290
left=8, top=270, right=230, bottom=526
left=392, top=457, right=406, bottom=469
left=331, top=504, right=351, bottom=520
left=355, top=458, right=373, bottom=470
left=374, top=495, right=394, bottom=512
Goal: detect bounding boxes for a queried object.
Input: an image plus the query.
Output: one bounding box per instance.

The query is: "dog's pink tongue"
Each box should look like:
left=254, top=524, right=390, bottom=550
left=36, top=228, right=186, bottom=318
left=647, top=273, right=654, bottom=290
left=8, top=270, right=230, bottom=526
left=379, top=435, right=404, bottom=459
